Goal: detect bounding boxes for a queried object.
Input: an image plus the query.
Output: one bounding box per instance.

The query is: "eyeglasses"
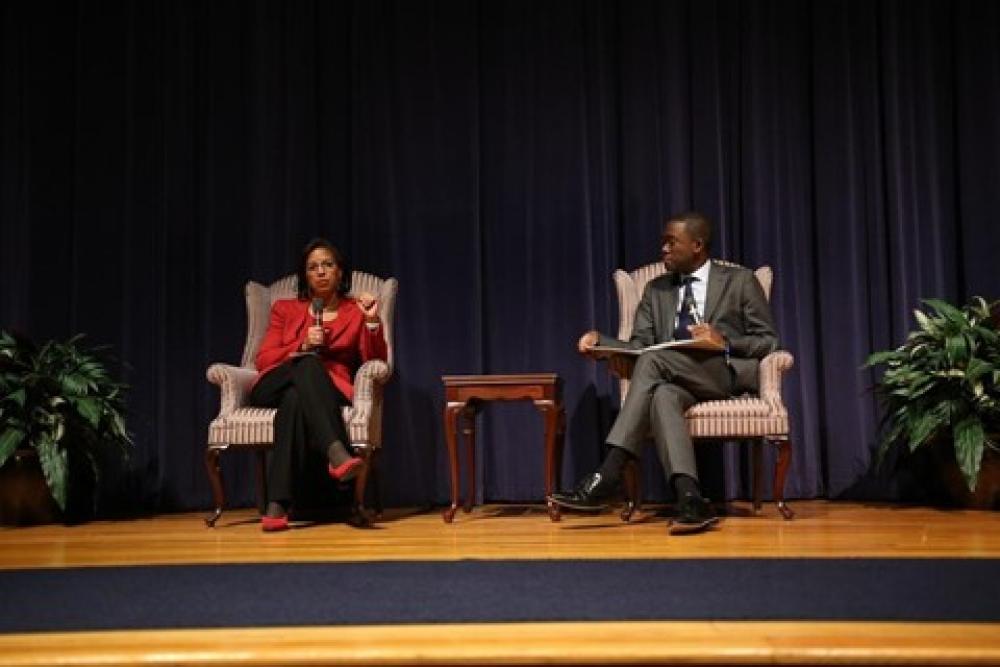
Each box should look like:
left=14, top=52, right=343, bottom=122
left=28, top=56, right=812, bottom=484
left=306, top=260, right=337, bottom=273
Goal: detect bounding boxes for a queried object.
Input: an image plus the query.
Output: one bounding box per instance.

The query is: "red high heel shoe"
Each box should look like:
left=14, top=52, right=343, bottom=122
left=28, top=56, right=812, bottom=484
left=261, top=514, right=289, bottom=532
left=328, top=456, right=365, bottom=482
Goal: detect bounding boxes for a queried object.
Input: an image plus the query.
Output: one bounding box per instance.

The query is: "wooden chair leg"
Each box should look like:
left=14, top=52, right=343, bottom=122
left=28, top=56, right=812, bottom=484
left=254, top=449, right=268, bottom=515
left=751, top=439, right=763, bottom=514
left=350, top=447, right=375, bottom=527
left=370, top=447, right=383, bottom=518
left=771, top=437, right=795, bottom=519
left=204, top=447, right=225, bottom=527
left=621, top=458, right=640, bottom=522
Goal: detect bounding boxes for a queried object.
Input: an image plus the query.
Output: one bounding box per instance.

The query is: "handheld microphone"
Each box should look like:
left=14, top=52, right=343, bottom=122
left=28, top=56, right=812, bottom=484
left=311, top=298, right=324, bottom=327
left=302, top=298, right=325, bottom=354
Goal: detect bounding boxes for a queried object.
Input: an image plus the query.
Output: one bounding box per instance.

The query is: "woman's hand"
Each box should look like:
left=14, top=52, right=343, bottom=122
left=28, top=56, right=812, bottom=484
left=303, top=325, right=326, bottom=350
left=358, top=292, right=380, bottom=323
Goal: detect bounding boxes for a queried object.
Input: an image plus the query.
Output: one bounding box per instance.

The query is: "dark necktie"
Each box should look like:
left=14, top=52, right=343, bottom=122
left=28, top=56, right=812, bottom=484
left=674, top=276, right=698, bottom=340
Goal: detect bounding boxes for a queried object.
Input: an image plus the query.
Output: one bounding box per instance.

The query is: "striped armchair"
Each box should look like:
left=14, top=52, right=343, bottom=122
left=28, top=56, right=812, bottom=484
left=204, top=271, right=397, bottom=527
left=609, top=262, right=795, bottom=520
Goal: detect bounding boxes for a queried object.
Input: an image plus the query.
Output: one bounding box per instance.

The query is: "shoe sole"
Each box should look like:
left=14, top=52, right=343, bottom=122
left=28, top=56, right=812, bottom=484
left=546, top=496, right=610, bottom=512
left=261, top=516, right=290, bottom=532
left=329, top=458, right=365, bottom=483
left=668, top=516, right=720, bottom=535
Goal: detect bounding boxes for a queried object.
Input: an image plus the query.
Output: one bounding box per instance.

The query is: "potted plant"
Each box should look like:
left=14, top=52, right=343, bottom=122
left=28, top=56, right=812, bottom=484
left=0, top=330, right=132, bottom=524
left=865, top=297, right=1000, bottom=508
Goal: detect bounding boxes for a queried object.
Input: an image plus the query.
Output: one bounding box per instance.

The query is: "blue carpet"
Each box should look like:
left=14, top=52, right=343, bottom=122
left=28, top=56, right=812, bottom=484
left=2, top=559, right=998, bottom=632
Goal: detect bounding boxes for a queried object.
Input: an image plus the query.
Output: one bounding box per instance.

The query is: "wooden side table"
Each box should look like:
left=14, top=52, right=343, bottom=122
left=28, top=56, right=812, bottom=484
left=441, top=373, right=566, bottom=522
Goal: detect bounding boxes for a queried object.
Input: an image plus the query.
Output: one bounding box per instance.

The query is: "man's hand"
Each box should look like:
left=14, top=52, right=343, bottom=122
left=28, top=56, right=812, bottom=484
left=688, top=323, right=726, bottom=347
left=578, top=330, right=599, bottom=355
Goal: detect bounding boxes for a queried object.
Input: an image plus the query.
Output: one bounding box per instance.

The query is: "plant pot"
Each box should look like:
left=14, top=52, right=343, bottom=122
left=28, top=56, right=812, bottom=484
left=896, top=439, right=1000, bottom=510
left=939, top=442, right=1000, bottom=510
left=0, top=449, right=61, bottom=526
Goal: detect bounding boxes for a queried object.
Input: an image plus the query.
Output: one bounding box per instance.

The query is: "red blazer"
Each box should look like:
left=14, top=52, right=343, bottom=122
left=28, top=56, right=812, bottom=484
left=255, top=297, right=388, bottom=402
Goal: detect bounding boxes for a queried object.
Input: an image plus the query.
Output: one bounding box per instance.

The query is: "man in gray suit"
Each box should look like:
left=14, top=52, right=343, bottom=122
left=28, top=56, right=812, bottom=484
left=549, top=211, right=779, bottom=533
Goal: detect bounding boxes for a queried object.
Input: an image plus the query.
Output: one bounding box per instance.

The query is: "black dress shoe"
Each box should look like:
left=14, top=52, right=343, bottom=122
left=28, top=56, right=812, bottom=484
left=669, top=493, right=720, bottom=534
left=548, top=472, right=619, bottom=512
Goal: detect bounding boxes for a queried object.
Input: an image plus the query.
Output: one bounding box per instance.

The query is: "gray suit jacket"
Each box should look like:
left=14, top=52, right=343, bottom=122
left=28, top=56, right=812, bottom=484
left=598, top=261, right=779, bottom=393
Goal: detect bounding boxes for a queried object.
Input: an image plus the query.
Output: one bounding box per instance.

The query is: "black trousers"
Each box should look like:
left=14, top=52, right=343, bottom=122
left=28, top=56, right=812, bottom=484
left=249, top=354, right=350, bottom=505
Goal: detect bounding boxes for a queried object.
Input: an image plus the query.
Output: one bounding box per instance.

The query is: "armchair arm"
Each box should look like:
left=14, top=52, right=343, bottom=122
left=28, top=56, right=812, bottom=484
left=758, top=350, right=794, bottom=413
left=348, top=359, right=392, bottom=448
left=353, top=359, right=392, bottom=397
left=206, top=364, right=258, bottom=418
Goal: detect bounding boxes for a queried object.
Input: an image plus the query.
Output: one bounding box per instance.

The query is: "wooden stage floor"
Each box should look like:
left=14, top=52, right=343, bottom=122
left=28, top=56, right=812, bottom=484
left=1, top=500, right=999, bottom=665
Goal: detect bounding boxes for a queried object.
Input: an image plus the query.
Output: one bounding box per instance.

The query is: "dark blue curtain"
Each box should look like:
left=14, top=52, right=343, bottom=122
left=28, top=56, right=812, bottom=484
left=2, top=0, right=998, bottom=512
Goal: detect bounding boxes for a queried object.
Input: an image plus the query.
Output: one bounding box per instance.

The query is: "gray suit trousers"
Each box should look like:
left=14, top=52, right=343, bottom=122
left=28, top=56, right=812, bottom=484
left=605, top=349, right=732, bottom=482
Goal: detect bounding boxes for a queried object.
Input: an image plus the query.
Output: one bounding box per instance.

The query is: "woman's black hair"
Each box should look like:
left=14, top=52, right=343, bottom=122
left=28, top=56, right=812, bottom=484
left=296, top=237, right=351, bottom=299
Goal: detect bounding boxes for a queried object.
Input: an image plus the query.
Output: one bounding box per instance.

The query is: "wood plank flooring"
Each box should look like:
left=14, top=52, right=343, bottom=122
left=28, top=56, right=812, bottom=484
left=2, top=500, right=998, bottom=568
left=1, top=500, right=999, bottom=666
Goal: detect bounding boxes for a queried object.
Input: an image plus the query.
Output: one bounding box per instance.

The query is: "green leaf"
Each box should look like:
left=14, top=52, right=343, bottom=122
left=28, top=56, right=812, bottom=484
left=61, top=373, right=88, bottom=396
left=967, top=297, right=992, bottom=321
left=865, top=350, right=900, bottom=367
left=979, top=327, right=1000, bottom=348
left=924, top=298, right=967, bottom=326
left=52, top=415, right=66, bottom=446
left=945, top=335, right=969, bottom=364
left=111, top=412, right=130, bottom=444
left=35, top=438, right=68, bottom=511
left=908, top=378, right=937, bottom=399
left=0, top=427, right=25, bottom=468
left=73, top=397, right=102, bottom=430
left=952, top=416, right=985, bottom=493
left=914, top=309, right=940, bottom=336
left=907, top=410, right=943, bottom=451
left=7, top=388, right=27, bottom=407
left=965, top=358, right=993, bottom=383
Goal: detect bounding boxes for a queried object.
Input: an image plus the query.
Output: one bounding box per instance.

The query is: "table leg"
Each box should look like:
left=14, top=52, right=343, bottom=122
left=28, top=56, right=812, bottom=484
left=535, top=400, right=562, bottom=522
left=461, top=405, right=477, bottom=513
left=556, top=406, right=566, bottom=490
left=442, top=402, right=464, bottom=523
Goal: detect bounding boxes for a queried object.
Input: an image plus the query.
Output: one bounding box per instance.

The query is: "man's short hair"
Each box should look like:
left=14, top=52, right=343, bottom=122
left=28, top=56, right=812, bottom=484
left=666, top=211, right=713, bottom=251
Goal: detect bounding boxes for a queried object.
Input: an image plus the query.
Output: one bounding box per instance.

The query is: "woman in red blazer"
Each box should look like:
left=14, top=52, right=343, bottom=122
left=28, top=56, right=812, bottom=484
left=249, top=238, right=388, bottom=531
